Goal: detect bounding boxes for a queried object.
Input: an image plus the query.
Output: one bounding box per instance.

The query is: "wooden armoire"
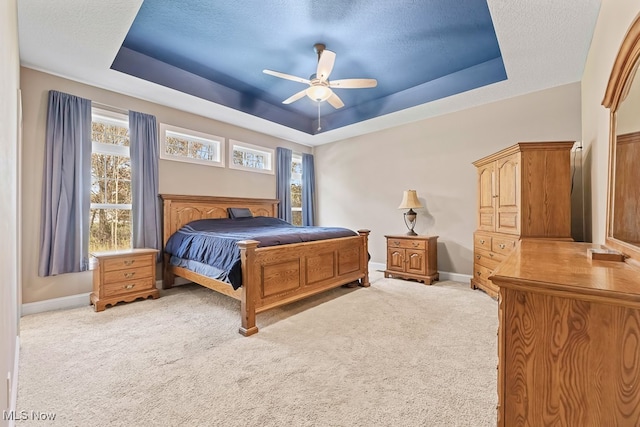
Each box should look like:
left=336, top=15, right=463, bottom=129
left=471, top=141, right=575, bottom=297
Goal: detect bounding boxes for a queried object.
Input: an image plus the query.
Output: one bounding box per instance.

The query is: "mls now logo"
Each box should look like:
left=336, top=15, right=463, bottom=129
left=3, top=410, right=56, bottom=421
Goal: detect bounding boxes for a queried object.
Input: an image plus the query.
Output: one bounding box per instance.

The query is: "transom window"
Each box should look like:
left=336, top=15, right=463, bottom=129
left=159, top=123, right=224, bottom=167
left=229, top=140, right=274, bottom=174
left=90, top=109, right=132, bottom=253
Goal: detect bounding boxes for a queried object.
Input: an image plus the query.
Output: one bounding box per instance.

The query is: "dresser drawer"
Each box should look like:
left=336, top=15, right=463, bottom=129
left=103, top=266, right=152, bottom=285
left=474, top=233, right=492, bottom=251
left=474, top=249, right=503, bottom=270
left=492, top=236, right=518, bottom=256
left=102, top=278, right=155, bottom=298
left=102, top=255, right=152, bottom=272
left=387, top=238, right=426, bottom=250
left=474, top=263, right=495, bottom=282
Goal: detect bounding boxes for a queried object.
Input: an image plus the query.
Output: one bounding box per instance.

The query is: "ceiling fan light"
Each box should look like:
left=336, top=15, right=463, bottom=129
left=306, top=86, right=332, bottom=102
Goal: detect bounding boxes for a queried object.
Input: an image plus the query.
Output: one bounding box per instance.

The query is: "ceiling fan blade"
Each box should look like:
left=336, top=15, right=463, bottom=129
left=263, top=69, right=310, bottom=85
left=282, top=89, right=308, bottom=104
left=326, top=92, right=344, bottom=109
left=329, top=78, right=378, bottom=89
left=316, top=50, right=336, bottom=82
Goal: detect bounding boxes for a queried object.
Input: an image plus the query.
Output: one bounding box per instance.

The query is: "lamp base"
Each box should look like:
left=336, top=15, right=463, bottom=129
left=403, top=209, right=418, bottom=236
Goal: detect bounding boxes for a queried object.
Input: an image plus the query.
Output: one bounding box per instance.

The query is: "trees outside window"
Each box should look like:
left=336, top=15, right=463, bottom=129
left=90, top=109, right=132, bottom=253
left=291, top=154, right=302, bottom=226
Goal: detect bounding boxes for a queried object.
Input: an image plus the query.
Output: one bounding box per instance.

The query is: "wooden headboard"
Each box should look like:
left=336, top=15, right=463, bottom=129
left=160, top=194, right=279, bottom=247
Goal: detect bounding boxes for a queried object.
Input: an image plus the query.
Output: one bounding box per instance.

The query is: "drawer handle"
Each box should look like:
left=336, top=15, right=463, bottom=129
left=124, top=272, right=135, bottom=278
left=393, top=241, right=400, bottom=246
left=480, top=239, right=485, bottom=244
left=476, top=255, right=481, bottom=259
left=499, top=244, right=506, bottom=249
left=124, top=260, right=135, bottom=266
left=412, top=242, right=419, bottom=247
left=123, top=284, right=135, bottom=290
left=476, top=271, right=481, bottom=276
left=489, top=253, right=494, bottom=257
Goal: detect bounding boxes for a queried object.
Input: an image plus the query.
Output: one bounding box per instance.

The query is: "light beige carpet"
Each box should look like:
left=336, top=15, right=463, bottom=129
left=17, top=271, right=498, bottom=426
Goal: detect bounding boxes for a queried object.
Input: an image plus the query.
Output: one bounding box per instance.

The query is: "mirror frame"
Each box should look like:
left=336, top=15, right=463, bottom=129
left=603, top=13, right=640, bottom=264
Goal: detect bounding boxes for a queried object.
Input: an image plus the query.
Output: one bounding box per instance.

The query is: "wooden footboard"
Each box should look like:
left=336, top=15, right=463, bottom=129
left=160, top=194, right=370, bottom=336
left=237, top=229, right=370, bottom=335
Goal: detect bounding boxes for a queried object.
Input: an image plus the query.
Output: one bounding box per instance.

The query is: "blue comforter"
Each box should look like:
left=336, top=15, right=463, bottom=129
left=165, top=216, right=357, bottom=289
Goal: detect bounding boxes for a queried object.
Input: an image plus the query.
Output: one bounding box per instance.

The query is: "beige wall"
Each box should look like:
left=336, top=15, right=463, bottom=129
left=314, top=83, right=582, bottom=275
left=1, top=0, right=20, bottom=422
left=581, top=0, right=640, bottom=245
left=20, top=67, right=311, bottom=303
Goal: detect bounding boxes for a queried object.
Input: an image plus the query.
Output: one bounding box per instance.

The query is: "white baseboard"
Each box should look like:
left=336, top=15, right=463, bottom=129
left=369, top=262, right=386, bottom=271
left=439, top=271, right=472, bottom=283
left=21, top=293, right=91, bottom=316
left=21, top=281, right=165, bottom=316
left=369, top=262, right=472, bottom=283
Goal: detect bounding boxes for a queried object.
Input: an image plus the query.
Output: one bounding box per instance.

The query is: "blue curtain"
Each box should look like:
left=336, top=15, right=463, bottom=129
left=129, top=111, right=161, bottom=256
left=276, top=147, right=292, bottom=223
left=38, top=91, right=92, bottom=276
left=302, top=153, right=316, bottom=226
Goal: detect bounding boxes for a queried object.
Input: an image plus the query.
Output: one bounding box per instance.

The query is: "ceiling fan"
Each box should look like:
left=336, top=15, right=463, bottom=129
left=263, top=43, right=377, bottom=109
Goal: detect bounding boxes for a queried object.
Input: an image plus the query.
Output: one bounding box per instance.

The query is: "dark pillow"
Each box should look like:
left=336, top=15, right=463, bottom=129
left=228, top=207, right=253, bottom=219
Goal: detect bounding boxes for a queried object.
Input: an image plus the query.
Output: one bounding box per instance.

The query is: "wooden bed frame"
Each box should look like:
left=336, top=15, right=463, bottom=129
left=160, top=194, right=370, bottom=336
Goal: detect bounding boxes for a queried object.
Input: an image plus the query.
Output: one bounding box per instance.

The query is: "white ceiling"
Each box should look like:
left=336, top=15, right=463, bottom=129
left=17, top=0, right=601, bottom=147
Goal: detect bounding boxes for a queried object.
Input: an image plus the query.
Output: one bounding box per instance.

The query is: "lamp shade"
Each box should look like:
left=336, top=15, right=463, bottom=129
left=398, top=190, right=423, bottom=209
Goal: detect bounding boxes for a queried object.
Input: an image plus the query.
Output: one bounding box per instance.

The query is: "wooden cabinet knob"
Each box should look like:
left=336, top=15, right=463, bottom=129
left=124, top=260, right=134, bottom=266
left=476, top=255, right=481, bottom=259
left=123, top=284, right=135, bottom=290
left=480, top=239, right=485, bottom=244
left=499, top=244, right=506, bottom=249
left=124, top=272, right=135, bottom=278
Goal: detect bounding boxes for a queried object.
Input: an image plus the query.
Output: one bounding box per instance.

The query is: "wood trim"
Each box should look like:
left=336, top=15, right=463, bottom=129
left=472, top=141, right=575, bottom=167
left=603, top=13, right=640, bottom=265
left=603, top=13, right=640, bottom=110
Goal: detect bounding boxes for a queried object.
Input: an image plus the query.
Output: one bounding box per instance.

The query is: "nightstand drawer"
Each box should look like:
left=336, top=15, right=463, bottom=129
left=103, top=266, right=152, bottom=284
left=90, top=248, right=159, bottom=311
left=102, top=278, right=155, bottom=298
left=387, top=238, right=426, bottom=250
left=102, top=255, right=151, bottom=272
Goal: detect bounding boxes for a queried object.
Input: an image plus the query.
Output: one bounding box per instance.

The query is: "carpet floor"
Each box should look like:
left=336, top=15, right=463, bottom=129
left=17, top=271, right=498, bottom=426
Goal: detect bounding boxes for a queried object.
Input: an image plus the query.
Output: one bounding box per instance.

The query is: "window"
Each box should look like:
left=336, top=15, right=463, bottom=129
left=90, top=109, right=132, bottom=253
left=159, top=123, right=224, bottom=167
left=291, top=154, right=303, bottom=226
left=229, top=140, right=274, bottom=174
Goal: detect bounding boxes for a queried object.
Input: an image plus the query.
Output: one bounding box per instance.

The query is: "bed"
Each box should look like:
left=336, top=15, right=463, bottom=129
left=160, top=194, right=370, bottom=336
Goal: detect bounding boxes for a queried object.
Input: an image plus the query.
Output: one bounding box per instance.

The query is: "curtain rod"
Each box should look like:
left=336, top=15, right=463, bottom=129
left=92, top=101, right=128, bottom=115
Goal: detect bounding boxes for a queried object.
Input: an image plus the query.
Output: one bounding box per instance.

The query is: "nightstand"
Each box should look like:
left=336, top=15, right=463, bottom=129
left=90, top=248, right=159, bottom=311
left=384, top=235, right=439, bottom=284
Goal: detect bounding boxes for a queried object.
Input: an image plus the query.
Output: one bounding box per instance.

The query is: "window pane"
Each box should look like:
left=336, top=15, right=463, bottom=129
left=165, top=135, right=189, bottom=157
left=291, top=210, right=302, bottom=226
left=91, top=154, right=131, bottom=205
left=92, top=121, right=129, bottom=147
left=89, top=208, right=132, bottom=252
left=291, top=182, right=302, bottom=209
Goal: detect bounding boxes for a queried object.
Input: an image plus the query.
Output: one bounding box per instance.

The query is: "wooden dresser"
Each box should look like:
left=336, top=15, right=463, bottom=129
left=90, top=248, right=159, bottom=311
left=471, top=141, right=574, bottom=297
left=384, top=235, right=439, bottom=284
left=491, top=239, right=640, bottom=426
